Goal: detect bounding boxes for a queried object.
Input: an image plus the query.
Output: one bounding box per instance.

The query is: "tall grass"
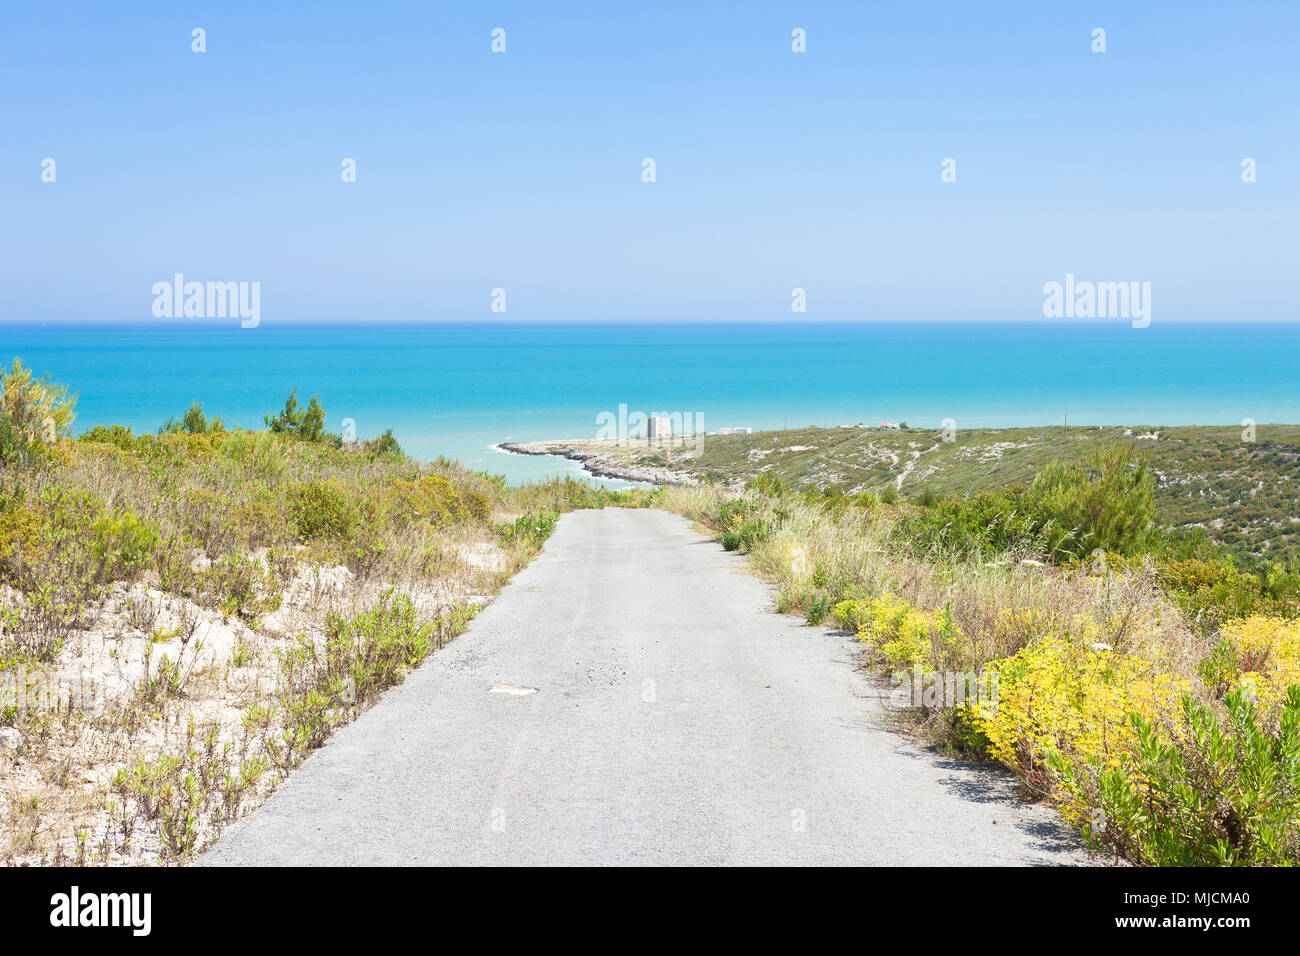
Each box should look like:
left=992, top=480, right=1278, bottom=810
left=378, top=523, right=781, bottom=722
left=672, top=484, right=1200, bottom=676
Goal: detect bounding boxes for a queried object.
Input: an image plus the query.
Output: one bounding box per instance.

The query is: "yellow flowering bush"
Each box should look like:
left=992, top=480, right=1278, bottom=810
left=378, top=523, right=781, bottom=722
left=832, top=597, right=868, bottom=634
left=976, top=636, right=1189, bottom=784
left=968, top=615, right=1300, bottom=860
left=1219, top=615, right=1300, bottom=718
left=833, top=594, right=966, bottom=671
left=864, top=595, right=927, bottom=667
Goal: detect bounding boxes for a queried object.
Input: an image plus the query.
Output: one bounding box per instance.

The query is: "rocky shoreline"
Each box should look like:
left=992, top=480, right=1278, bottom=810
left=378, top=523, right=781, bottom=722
left=496, top=439, right=699, bottom=487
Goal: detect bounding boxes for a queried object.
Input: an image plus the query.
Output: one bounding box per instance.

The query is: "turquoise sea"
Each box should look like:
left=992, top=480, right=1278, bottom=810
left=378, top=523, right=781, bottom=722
left=2, top=321, right=1298, bottom=485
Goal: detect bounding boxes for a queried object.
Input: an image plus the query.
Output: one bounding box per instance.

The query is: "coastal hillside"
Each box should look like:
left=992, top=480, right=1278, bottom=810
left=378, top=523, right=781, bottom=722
left=0, top=360, right=652, bottom=864
left=508, top=423, right=1300, bottom=567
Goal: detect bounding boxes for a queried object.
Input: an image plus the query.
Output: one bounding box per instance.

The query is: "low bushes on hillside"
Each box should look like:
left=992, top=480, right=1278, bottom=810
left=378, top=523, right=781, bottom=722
left=385, top=474, right=491, bottom=529
left=286, top=479, right=359, bottom=540
left=1158, top=556, right=1300, bottom=632
left=893, top=445, right=1157, bottom=562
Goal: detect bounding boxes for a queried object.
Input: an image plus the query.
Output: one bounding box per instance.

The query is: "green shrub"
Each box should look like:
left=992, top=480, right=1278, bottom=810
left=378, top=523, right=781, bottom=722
left=92, top=508, right=161, bottom=581
left=502, top=511, right=558, bottom=549
left=193, top=554, right=282, bottom=620
left=1197, top=638, right=1238, bottom=699
left=717, top=498, right=773, bottom=553
left=79, top=424, right=137, bottom=450
left=385, top=474, right=490, bottom=529
left=804, top=591, right=832, bottom=625
left=0, top=494, right=42, bottom=583
left=268, top=593, right=475, bottom=770
left=1050, top=686, right=1300, bottom=865
left=1263, top=561, right=1300, bottom=604
left=325, top=592, right=437, bottom=704
left=744, top=519, right=774, bottom=551
left=0, top=418, right=28, bottom=465
left=891, top=444, right=1160, bottom=563
left=1028, top=444, right=1157, bottom=560
left=265, top=388, right=326, bottom=442
left=161, top=401, right=225, bottom=435
left=911, top=488, right=942, bottom=509
left=0, top=358, right=77, bottom=446
left=286, top=480, right=357, bottom=540
left=747, top=473, right=789, bottom=496
left=218, top=428, right=286, bottom=480
left=364, top=428, right=401, bottom=457
left=136, top=430, right=223, bottom=459
left=891, top=485, right=1037, bottom=558
left=1158, top=558, right=1284, bottom=631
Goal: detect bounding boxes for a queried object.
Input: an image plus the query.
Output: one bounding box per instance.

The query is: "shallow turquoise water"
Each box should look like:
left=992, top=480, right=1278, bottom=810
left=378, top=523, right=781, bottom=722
left=3, top=320, right=1297, bottom=484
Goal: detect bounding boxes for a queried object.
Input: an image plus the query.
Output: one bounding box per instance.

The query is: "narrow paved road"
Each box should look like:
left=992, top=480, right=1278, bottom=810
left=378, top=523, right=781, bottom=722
left=205, top=509, right=1087, bottom=866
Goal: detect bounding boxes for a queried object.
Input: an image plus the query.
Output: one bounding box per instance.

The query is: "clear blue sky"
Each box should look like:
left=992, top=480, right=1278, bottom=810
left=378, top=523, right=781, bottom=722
left=1, top=1, right=1296, bottom=323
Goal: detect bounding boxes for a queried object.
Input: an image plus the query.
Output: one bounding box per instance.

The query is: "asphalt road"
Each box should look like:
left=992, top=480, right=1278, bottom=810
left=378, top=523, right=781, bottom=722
left=204, top=508, right=1087, bottom=866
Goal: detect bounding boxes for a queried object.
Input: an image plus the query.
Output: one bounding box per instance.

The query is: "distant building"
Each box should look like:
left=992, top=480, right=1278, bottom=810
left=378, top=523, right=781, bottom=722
left=647, top=416, right=672, bottom=440
left=711, top=427, right=752, bottom=435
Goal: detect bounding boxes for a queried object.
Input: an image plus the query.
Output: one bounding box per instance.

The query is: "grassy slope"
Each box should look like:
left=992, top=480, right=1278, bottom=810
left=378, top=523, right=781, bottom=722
left=631, top=424, right=1300, bottom=565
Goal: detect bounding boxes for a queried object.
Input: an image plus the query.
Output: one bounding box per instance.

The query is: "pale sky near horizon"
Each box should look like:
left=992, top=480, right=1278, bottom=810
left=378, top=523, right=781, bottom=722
left=1, top=1, right=1296, bottom=324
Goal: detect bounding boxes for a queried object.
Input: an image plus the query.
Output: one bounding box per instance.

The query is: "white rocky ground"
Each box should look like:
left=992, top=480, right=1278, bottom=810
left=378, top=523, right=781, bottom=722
left=0, top=530, right=511, bottom=865
left=498, top=439, right=698, bottom=486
